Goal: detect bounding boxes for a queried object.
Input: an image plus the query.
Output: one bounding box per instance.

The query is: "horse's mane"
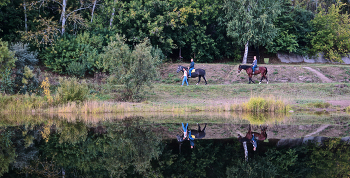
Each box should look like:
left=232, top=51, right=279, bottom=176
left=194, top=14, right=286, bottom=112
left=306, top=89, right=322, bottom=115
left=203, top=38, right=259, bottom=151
left=239, top=65, right=251, bottom=70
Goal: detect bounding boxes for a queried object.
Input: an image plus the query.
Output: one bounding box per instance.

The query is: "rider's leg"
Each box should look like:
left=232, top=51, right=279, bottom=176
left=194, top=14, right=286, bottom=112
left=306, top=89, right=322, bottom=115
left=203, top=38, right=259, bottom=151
left=189, top=68, right=193, bottom=77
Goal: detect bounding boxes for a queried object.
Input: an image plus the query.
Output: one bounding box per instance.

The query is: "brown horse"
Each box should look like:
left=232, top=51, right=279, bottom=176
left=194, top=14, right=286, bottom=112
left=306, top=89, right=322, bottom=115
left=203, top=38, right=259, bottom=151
left=238, top=65, right=268, bottom=84
left=238, top=125, right=268, bottom=141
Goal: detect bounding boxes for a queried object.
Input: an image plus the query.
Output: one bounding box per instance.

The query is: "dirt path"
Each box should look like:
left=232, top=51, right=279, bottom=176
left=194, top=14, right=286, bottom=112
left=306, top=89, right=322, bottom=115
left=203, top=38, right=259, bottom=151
left=305, top=124, right=330, bottom=137
left=303, top=67, right=333, bottom=83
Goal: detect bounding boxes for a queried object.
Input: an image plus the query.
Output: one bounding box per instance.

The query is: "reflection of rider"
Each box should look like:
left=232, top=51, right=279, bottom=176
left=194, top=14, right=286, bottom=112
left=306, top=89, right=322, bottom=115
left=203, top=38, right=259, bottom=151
left=188, top=130, right=195, bottom=149
left=252, top=56, right=257, bottom=74
left=188, top=58, right=194, bottom=77
left=251, top=133, right=257, bottom=151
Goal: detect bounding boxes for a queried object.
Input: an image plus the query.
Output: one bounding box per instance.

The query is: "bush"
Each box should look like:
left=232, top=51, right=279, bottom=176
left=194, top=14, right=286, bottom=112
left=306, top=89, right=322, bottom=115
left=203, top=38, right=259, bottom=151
left=0, top=68, right=14, bottom=94
left=14, top=66, right=41, bottom=95
left=39, top=32, right=104, bottom=75
left=101, top=35, right=162, bottom=101
left=55, top=77, right=89, bottom=104
left=0, top=39, right=16, bottom=75
left=10, top=43, right=38, bottom=69
left=67, top=61, right=86, bottom=78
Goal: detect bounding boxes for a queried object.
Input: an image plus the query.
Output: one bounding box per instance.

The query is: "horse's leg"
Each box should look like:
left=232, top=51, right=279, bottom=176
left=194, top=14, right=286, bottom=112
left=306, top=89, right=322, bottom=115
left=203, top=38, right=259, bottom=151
left=197, top=123, right=201, bottom=132
left=202, top=75, right=207, bottom=85
left=202, top=123, right=207, bottom=132
left=259, top=75, right=263, bottom=84
left=197, top=75, right=201, bottom=85
left=265, top=75, right=268, bottom=84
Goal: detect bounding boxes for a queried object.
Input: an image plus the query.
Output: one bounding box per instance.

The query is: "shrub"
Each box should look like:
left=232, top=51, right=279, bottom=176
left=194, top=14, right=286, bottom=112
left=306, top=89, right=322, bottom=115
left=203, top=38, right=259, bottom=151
left=242, top=97, right=290, bottom=113
left=39, top=32, right=104, bottom=75
left=67, top=61, right=86, bottom=78
left=55, top=77, right=89, bottom=104
left=14, top=66, right=41, bottom=95
left=0, top=68, right=14, bottom=94
left=10, top=43, right=38, bottom=69
left=0, top=39, right=17, bottom=75
left=102, top=36, right=162, bottom=101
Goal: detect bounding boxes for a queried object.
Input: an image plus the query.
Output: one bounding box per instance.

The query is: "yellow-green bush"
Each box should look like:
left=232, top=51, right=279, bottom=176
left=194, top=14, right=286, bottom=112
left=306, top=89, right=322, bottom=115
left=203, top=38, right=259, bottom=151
left=55, top=77, right=89, bottom=104
left=242, top=97, right=290, bottom=113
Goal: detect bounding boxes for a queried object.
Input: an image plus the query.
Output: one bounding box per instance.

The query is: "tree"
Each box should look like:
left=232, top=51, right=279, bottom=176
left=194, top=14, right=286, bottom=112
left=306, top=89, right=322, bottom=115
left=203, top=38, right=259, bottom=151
left=309, top=1, right=350, bottom=62
left=224, top=0, right=281, bottom=63
left=0, top=39, right=17, bottom=75
left=267, top=3, right=314, bottom=55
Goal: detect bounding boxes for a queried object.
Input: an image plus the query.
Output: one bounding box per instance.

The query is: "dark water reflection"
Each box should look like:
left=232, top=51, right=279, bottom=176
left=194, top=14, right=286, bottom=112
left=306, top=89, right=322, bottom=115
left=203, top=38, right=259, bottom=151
left=0, top=113, right=349, bottom=177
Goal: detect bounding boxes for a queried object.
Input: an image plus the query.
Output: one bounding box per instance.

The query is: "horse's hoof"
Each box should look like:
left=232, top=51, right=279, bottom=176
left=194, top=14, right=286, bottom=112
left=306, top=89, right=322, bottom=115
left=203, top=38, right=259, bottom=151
left=259, top=82, right=261, bottom=84
left=267, top=82, right=269, bottom=84
left=196, top=83, right=198, bottom=85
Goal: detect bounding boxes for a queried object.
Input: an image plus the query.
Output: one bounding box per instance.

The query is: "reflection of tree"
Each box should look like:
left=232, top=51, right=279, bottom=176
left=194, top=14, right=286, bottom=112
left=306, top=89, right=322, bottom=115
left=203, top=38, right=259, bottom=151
left=57, top=121, right=87, bottom=144
left=308, top=139, right=350, bottom=177
left=0, top=130, right=16, bottom=177
left=36, top=117, right=162, bottom=177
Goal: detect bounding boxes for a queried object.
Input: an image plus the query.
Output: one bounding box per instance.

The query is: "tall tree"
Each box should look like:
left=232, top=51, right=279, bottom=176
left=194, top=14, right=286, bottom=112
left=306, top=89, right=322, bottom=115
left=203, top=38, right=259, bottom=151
left=309, top=1, right=350, bottom=62
left=224, top=0, right=281, bottom=63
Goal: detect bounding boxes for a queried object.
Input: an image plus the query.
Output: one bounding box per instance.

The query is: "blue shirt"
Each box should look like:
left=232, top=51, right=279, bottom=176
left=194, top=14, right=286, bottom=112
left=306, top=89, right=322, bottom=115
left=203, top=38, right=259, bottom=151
left=253, top=59, right=257, bottom=66
left=189, top=62, right=194, bottom=69
left=252, top=134, right=257, bottom=148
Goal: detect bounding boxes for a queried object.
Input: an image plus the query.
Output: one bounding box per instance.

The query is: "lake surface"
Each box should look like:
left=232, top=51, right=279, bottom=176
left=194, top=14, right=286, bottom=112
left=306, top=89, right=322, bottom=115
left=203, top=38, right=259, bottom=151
left=0, top=112, right=349, bottom=177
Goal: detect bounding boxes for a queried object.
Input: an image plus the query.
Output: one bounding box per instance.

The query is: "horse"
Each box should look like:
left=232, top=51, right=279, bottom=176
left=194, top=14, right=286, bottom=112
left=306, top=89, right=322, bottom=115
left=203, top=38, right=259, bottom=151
left=238, top=65, right=268, bottom=84
left=177, top=65, right=207, bottom=85
left=176, top=123, right=207, bottom=142
left=238, top=125, right=268, bottom=141
left=189, top=123, right=207, bottom=139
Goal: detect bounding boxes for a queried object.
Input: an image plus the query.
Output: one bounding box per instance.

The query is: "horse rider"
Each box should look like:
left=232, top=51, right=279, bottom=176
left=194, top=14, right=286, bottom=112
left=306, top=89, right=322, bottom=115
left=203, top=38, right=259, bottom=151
left=188, top=130, right=195, bottom=149
left=252, top=56, right=257, bottom=74
left=188, top=58, right=195, bottom=77
left=251, top=133, right=257, bottom=151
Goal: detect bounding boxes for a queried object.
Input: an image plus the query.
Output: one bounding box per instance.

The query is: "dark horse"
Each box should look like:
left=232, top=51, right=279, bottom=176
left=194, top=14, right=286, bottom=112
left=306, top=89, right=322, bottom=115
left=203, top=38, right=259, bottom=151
left=189, top=123, right=207, bottom=139
left=238, top=65, right=268, bottom=84
left=177, top=65, right=207, bottom=85
left=238, top=125, right=268, bottom=141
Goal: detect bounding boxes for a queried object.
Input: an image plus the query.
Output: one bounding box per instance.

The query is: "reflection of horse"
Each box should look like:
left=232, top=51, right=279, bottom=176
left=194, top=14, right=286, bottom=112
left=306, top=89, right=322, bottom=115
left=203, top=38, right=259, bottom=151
left=238, top=65, right=268, bottom=84
left=177, top=65, right=207, bottom=85
left=189, top=123, right=207, bottom=139
left=238, top=125, right=268, bottom=141
left=176, top=123, right=207, bottom=142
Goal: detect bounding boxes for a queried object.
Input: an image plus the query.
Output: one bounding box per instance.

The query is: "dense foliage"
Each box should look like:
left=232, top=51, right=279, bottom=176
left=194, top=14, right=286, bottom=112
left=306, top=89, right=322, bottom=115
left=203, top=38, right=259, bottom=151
left=2, top=0, right=350, bottom=100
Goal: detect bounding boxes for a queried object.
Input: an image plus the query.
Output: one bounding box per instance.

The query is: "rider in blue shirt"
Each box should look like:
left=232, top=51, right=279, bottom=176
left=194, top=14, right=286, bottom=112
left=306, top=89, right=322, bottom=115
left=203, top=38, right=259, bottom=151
left=188, top=58, right=194, bottom=77
left=188, top=130, right=195, bottom=149
left=252, top=56, right=257, bottom=74
left=251, top=133, right=257, bottom=151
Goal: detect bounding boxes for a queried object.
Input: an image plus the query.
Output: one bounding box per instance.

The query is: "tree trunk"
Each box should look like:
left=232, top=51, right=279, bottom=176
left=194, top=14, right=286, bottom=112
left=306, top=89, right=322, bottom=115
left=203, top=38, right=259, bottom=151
left=91, top=0, right=97, bottom=22
left=109, top=0, right=117, bottom=27
left=242, top=41, right=249, bottom=64
left=61, top=0, right=67, bottom=35
left=24, top=0, right=27, bottom=32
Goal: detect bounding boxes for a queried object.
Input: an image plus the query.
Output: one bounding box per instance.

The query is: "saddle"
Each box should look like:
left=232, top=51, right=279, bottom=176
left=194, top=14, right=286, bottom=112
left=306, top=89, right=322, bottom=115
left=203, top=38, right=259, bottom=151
left=190, top=69, right=196, bottom=73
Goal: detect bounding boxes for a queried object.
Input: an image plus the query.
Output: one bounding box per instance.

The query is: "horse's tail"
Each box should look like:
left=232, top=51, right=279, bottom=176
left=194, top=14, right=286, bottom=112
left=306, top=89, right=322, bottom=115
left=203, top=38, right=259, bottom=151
left=264, top=67, right=268, bottom=75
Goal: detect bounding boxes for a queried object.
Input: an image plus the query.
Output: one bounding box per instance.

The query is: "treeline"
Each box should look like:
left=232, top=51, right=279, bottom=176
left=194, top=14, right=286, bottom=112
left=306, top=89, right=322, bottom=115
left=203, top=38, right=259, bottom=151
left=1, top=0, right=350, bottom=100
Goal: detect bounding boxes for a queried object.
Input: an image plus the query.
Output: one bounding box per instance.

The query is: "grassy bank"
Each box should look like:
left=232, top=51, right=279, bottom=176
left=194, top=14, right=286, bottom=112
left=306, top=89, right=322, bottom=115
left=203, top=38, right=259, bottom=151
left=1, top=83, right=349, bottom=114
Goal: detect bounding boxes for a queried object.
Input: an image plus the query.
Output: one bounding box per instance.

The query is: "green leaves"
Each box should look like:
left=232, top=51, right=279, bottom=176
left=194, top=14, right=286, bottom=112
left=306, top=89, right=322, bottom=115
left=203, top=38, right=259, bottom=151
left=225, top=0, right=281, bottom=47
left=309, top=2, right=350, bottom=62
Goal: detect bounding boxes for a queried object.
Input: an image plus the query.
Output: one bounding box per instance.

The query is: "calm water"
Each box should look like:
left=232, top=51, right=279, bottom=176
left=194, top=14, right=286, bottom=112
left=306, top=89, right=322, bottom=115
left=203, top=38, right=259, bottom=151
left=0, top=112, right=349, bottom=177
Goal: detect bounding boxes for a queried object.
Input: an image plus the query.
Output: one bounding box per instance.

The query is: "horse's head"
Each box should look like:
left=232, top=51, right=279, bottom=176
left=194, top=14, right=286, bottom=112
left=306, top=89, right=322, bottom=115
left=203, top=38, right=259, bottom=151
left=238, top=65, right=242, bottom=73
left=177, top=66, right=183, bottom=73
